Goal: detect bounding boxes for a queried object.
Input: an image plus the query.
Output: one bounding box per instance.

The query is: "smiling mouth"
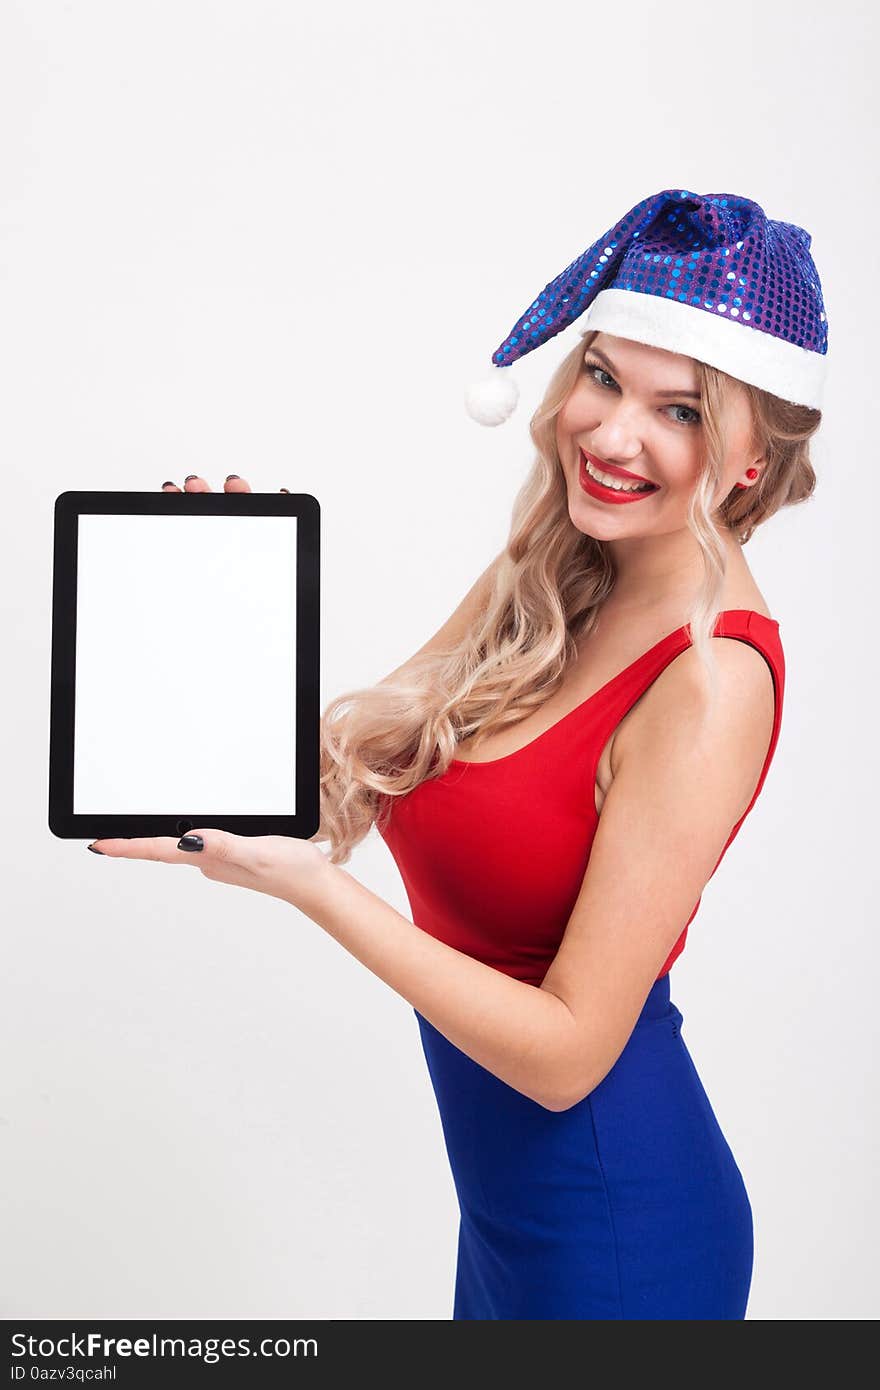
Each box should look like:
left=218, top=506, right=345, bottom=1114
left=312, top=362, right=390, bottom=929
left=579, top=449, right=659, bottom=494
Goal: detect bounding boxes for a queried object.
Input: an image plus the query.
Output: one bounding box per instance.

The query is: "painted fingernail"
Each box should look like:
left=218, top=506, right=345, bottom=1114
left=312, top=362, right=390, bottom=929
left=177, top=834, right=204, bottom=852
left=162, top=481, right=176, bottom=489
left=87, top=843, right=105, bottom=854
left=280, top=488, right=290, bottom=494
left=184, top=474, right=198, bottom=483
left=226, top=474, right=240, bottom=482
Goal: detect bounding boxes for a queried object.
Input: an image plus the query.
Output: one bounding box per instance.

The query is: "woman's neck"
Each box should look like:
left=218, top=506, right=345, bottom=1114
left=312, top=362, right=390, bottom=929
left=604, top=528, right=745, bottom=618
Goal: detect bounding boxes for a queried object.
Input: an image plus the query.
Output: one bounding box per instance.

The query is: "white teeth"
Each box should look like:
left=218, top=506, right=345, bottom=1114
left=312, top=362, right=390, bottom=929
left=583, top=456, right=654, bottom=492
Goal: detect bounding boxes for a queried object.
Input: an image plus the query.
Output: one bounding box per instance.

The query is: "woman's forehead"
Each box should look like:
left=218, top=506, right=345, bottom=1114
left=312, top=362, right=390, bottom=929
left=589, top=333, right=705, bottom=396
left=591, top=331, right=697, bottom=373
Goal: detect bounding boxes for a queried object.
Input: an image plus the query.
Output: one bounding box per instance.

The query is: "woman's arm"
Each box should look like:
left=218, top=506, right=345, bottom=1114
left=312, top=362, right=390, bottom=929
left=289, top=638, right=775, bottom=1114
left=292, top=860, right=575, bottom=1110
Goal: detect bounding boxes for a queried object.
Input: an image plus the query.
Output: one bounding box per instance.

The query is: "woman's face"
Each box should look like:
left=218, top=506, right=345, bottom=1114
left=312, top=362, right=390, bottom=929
left=554, top=332, right=760, bottom=540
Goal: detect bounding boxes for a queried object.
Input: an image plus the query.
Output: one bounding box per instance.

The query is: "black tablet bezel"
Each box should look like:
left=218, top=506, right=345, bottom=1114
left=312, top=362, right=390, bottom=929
left=49, top=490, right=321, bottom=841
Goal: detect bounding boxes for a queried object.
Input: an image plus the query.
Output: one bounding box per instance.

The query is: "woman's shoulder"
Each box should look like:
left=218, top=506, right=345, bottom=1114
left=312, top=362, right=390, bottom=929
left=716, top=574, right=775, bottom=622
left=609, top=614, right=778, bottom=804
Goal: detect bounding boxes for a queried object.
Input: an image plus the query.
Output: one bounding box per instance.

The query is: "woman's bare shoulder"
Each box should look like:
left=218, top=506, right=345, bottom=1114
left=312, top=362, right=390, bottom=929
left=610, top=633, right=776, bottom=823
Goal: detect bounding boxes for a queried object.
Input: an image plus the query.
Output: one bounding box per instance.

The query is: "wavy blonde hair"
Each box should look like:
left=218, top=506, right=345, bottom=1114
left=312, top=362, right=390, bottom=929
left=312, top=328, right=822, bottom=865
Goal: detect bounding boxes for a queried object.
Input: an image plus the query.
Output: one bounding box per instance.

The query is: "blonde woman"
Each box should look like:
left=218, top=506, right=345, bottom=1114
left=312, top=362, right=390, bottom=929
left=107, top=188, right=825, bottom=1319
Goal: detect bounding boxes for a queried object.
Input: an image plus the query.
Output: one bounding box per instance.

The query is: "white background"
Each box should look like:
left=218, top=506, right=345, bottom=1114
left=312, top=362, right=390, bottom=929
left=1, top=0, right=876, bottom=1320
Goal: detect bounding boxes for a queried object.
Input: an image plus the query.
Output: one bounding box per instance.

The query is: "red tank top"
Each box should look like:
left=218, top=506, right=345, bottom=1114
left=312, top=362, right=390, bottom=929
left=378, top=609, right=785, bottom=985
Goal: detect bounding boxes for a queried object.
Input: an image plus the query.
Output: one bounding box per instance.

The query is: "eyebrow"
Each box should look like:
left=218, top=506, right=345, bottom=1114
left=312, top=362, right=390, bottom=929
left=586, top=346, right=702, bottom=400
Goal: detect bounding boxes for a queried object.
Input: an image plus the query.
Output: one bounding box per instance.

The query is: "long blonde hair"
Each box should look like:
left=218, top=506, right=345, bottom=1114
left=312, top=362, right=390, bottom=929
left=312, top=328, right=822, bottom=865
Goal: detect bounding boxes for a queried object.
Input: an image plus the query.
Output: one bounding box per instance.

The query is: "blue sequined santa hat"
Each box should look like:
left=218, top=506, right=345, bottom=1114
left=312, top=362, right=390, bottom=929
left=465, top=187, right=829, bottom=425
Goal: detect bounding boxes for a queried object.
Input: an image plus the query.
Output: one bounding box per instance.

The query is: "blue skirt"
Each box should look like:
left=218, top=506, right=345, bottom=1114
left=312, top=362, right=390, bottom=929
left=414, top=974, right=753, bottom=1319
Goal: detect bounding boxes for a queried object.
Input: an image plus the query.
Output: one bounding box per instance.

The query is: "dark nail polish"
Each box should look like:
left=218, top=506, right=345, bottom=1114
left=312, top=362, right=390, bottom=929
left=87, top=844, right=105, bottom=854
left=280, top=488, right=290, bottom=494
left=184, top=474, right=198, bottom=483
left=177, top=834, right=204, bottom=852
left=226, top=474, right=240, bottom=482
left=161, top=481, right=176, bottom=489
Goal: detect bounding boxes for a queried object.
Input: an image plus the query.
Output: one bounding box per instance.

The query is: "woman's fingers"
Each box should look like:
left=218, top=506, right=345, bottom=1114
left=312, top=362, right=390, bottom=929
left=158, top=475, right=250, bottom=492
left=159, top=477, right=288, bottom=492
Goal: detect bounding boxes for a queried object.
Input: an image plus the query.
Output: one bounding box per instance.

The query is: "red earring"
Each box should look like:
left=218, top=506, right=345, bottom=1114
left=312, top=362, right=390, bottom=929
left=735, top=467, right=760, bottom=490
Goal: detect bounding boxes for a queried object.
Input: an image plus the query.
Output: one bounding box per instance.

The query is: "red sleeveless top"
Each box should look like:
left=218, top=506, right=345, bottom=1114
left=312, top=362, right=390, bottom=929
left=378, top=610, right=785, bottom=985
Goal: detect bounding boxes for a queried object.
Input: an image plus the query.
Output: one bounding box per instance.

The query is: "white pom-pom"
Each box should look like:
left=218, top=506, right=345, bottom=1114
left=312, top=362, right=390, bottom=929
left=464, top=367, right=519, bottom=426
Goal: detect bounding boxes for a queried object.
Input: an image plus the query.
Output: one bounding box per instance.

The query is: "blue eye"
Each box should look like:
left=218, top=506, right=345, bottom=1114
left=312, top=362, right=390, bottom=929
left=585, top=363, right=616, bottom=389
left=583, top=359, right=702, bottom=427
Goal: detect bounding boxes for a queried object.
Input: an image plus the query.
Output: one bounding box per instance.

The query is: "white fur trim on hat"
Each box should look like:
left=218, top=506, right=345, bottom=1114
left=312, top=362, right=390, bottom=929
left=581, top=288, right=827, bottom=410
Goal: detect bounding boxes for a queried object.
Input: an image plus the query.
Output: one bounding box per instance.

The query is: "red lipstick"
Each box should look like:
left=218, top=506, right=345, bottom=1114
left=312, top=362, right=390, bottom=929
left=578, top=448, right=660, bottom=505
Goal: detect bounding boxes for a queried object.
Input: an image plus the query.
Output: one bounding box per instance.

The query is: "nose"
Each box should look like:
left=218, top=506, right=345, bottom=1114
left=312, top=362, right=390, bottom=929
left=588, top=412, right=645, bottom=464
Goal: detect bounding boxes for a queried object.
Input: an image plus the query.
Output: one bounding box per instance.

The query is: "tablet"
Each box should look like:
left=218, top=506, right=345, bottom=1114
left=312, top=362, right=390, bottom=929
left=49, top=490, right=320, bottom=842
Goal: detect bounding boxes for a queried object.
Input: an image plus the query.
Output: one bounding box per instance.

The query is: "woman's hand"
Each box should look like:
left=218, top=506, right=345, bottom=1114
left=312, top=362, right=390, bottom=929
left=160, top=474, right=290, bottom=494
left=87, top=829, right=327, bottom=910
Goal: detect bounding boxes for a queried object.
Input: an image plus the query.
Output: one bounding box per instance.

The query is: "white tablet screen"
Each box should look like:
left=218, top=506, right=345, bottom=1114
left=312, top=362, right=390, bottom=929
left=73, top=512, right=298, bottom=814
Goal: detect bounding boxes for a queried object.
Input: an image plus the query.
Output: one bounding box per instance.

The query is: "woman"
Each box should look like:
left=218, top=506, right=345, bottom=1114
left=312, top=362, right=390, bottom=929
left=139, top=188, right=825, bottom=1318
